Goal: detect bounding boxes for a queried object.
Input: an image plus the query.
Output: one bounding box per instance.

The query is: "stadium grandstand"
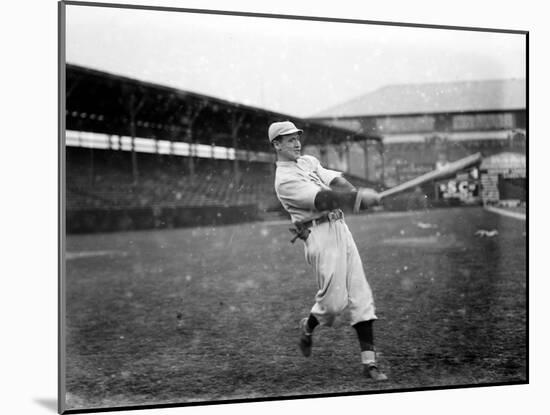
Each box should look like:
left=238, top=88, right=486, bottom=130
left=309, top=79, right=526, bottom=183
left=64, top=64, right=381, bottom=233
left=308, top=78, right=526, bottom=208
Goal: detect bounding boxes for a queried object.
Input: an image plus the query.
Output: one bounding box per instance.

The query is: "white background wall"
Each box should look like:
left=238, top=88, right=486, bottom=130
left=2, top=1, right=544, bottom=415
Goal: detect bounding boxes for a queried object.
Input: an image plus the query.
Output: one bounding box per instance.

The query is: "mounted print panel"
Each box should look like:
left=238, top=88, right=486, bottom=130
left=59, top=1, right=527, bottom=413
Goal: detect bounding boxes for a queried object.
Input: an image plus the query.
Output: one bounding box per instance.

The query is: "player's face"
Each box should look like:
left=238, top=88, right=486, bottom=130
left=275, top=133, right=302, bottom=161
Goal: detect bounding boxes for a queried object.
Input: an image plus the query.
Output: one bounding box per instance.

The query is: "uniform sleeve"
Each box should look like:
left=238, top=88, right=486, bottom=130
left=302, top=155, right=342, bottom=186
left=316, top=163, right=343, bottom=186
left=276, top=178, right=319, bottom=211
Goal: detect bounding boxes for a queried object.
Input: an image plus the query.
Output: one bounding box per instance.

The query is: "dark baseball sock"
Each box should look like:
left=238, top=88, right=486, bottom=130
left=306, top=314, right=319, bottom=333
left=353, top=320, right=374, bottom=351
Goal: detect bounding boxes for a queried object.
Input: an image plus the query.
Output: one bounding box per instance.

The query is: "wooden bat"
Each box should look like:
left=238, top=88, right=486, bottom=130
left=379, top=152, right=482, bottom=199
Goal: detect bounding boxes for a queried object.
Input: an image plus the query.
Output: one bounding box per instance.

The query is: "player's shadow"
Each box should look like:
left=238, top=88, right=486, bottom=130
left=34, top=398, right=57, bottom=412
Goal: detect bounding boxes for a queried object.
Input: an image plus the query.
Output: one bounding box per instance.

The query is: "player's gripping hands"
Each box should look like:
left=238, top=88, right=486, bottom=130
left=353, top=188, right=381, bottom=213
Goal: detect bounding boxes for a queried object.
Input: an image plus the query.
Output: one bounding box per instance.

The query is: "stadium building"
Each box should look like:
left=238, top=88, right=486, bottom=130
left=64, top=64, right=380, bottom=233
left=64, top=65, right=527, bottom=233
left=308, top=79, right=526, bottom=206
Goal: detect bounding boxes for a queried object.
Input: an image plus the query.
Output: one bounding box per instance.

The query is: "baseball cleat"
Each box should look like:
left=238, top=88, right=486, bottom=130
left=363, top=364, right=388, bottom=381
left=299, top=318, right=313, bottom=357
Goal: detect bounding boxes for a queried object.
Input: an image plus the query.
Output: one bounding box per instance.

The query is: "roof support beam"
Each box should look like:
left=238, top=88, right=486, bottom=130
left=363, top=140, right=369, bottom=182
left=230, top=111, right=246, bottom=186
left=184, top=100, right=207, bottom=177
left=128, top=92, right=146, bottom=185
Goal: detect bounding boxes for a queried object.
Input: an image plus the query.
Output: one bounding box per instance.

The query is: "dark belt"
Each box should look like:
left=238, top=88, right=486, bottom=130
left=300, top=209, right=344, bottom=229
left=289, top=209, right=344, bottom=243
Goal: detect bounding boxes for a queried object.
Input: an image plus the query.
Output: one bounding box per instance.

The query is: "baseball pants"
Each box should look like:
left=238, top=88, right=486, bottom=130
left=303, top=218, right=377, bottom=327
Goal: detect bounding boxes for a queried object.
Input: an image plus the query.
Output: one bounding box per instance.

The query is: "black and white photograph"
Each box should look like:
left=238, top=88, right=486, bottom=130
left=56, top=1, right=531, bottom=413
left=7, top=0, right=550, bottom=415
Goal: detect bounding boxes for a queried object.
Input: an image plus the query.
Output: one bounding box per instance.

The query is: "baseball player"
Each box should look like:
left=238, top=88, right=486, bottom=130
left=269, top=120, right=387, bottom=381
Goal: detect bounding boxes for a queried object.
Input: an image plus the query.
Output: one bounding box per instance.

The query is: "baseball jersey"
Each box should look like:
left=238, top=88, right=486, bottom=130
left=275, top=155, right=342, bottom=223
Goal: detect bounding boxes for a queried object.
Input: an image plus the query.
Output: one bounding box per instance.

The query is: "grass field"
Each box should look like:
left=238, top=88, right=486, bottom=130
left=63, top=207, right=527, bottom=411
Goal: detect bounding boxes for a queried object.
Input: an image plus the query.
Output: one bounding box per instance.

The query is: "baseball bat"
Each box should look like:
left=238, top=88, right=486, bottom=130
left=379, top=152, right=482, bottom=200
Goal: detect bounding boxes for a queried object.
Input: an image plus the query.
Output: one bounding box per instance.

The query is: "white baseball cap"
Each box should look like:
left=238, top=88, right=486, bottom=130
left=268, top=121, right=303, bottom=142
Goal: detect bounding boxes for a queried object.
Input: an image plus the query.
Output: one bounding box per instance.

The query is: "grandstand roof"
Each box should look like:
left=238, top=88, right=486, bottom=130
left=65, top=64, right=380, bottom=152
left=311, top=78, right=526, bottom=118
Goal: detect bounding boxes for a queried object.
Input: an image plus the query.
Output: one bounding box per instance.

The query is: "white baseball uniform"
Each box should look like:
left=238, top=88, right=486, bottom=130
left=275, top=155, right=377, bottom=327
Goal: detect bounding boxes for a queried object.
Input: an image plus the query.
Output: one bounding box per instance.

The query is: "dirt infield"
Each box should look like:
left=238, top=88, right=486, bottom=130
left=63, top=207, right=527, bottom=410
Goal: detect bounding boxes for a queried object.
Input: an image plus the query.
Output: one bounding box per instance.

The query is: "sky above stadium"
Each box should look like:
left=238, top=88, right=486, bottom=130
left=65, top=3, right=526, bottom=118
